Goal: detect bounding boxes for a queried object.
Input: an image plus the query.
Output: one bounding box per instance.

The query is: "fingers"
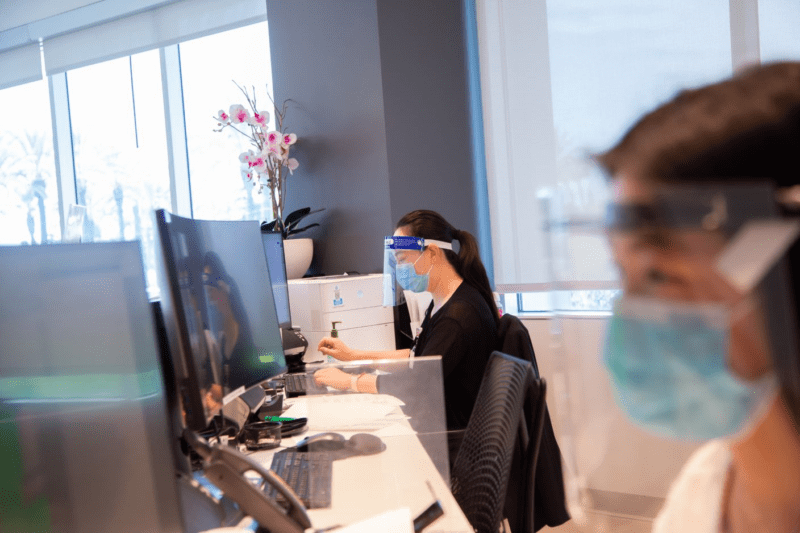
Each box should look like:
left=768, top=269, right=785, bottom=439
left=313, top=368, right=332, bottom=385
left=317, top=337, right=332, bottom=351
left=313, top=368, right=346, bottom=389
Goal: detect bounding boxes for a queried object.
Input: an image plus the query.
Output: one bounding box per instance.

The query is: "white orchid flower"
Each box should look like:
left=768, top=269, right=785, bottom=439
left=250, top=111, right=270, bottom=128
left=216, top=110, right=231, bottom=123
left=251, top=156, right=267, bottom=174
left=282, top=133, right=297, bottom=146
left=266, top=131, right=281, bottom=145
left=286, top=158, right=299, bottom=174
left=229, top=104, right=250, bottom=124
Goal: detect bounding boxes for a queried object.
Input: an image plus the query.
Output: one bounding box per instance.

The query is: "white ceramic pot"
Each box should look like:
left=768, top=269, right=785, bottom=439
left=283, top=237, right=314, bottom=279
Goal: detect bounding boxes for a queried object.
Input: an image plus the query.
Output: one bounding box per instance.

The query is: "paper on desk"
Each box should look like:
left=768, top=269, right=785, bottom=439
left=282, top=399, right=406, bottom=431
left=283, top=393, right=404, bottom=410
left=324, top=507, right=413, bottom=533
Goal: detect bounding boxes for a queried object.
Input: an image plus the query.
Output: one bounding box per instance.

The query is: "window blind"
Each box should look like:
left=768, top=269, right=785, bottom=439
left=0, top=0, right=267, bottom=88
left=0, top=43, right=42, bottom=91
left=43, top=0, right=267, bottom=75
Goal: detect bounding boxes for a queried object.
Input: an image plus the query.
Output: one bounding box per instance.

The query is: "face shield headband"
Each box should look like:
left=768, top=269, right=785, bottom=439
left=382, top=236, right=453, bottom=307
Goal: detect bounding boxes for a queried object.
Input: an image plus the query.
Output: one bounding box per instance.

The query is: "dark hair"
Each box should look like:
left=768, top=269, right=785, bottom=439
left=396, top=210, right=499, bottom=323
left=597, top=61, right=800, bottom=431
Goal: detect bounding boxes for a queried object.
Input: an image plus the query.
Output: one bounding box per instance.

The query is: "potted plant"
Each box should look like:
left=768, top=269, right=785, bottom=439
left=214, top=83, right=323, bottom=278
left=261, top=207, right=324, bottom=278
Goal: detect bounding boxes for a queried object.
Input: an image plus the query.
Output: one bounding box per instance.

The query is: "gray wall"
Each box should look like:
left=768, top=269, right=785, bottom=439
left=267, top=0, right=488, bottom=277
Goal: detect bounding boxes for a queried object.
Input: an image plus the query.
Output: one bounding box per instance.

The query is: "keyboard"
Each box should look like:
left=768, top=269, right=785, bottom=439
left=282, top=373, right=326, bottom=396
left=267, top=449, right=333, bottom=509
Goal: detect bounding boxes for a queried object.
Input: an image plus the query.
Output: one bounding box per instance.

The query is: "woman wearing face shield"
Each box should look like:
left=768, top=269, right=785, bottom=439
left=314, top=209, right=500, bottom=433
left=597, top=62, right=800, bottom=533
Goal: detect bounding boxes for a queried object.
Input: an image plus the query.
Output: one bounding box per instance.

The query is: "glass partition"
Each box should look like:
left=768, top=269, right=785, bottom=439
left=242, top=356, right=455, bottom=531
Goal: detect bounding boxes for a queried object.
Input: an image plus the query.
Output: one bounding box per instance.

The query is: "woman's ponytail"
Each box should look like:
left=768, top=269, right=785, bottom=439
left=450, top=228, right=499, bottom=322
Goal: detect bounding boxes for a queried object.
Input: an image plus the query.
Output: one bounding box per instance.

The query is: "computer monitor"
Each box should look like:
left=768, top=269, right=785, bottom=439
left=261, top=231, right=292, bottom=329
left=0, top=242, right=184, bottom=532
left=154, top=209, right=287, bottom=431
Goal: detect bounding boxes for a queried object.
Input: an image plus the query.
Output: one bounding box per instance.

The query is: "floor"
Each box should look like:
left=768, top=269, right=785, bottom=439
left=540, top=511, right=653, bottom=533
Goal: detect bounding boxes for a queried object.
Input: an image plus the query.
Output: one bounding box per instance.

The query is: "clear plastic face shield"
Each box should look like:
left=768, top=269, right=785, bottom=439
left=544, top=180, right=800, bottom=526
left=383, top=235, right=453, bottom=307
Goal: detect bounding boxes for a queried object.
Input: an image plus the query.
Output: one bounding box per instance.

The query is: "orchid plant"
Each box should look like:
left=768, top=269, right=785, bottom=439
left=213, top=82, right=299, bottom=230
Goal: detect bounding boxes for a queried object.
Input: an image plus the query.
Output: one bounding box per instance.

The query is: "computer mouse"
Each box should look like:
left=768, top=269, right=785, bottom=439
left=295, top=432, right=347, bottom=452
left=346, top=433, right=385, bottom=456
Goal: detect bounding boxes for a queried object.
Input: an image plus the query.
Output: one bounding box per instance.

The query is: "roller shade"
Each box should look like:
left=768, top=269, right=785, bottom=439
left=0, top=43, right=43, bottom=91
left=43, top=0, right=267, bottom=75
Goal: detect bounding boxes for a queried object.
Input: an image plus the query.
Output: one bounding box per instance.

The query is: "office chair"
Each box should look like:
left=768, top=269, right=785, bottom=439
left=497, top=314, right=570, bottom=532
left=450, top=351, right=541, bottom=533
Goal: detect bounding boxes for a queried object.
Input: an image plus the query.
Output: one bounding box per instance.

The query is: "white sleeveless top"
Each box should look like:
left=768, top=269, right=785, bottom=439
left=652, top=440, right=731, bottom=533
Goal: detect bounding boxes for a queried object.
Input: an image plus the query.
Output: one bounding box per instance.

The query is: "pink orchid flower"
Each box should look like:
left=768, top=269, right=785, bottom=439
left=282, top=133, right=297, bottom=146
left=266, top=131, right=280, bottom=144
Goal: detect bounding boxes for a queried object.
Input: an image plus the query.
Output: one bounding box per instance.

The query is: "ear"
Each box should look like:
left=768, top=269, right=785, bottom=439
left=426, top=244, right=441, bottom=261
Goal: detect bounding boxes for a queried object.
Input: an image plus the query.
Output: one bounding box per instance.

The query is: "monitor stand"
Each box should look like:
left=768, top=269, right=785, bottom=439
left=282, top=326, right=308, bottom=374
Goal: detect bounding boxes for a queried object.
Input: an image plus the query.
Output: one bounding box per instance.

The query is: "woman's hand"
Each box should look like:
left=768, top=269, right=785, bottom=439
left=313, top=368, right=353, bottom=391
left=318, top=336, right=356, bottom=361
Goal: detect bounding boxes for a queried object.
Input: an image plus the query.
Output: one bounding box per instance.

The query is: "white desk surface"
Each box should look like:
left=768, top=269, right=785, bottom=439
left=248, top=394, right=472, bottom=533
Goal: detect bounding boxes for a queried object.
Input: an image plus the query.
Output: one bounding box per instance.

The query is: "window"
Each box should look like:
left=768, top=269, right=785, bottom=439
left=0, top=80, right=59, bottom=245
left=67, top=50, right=170, bottom=290
left=180, top=21, right=275, bottom=222
left=0, top=2, right=269, bottom=296
left=759, top=0, right=800, bottom=62
left=483, top=0, right=736, bottom=313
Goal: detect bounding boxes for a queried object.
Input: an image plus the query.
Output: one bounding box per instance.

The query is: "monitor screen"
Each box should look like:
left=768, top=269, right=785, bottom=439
left=155, top=210, right=287, bottom=431
left=0, top=242, right=184, bottom=532
left=261, top=231, right=292, bottom=329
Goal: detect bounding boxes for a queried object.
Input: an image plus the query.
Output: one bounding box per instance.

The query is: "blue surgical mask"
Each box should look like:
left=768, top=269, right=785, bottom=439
left=396, top=253, right=430, bottom=293
left=603, top=297, right=776, bottom=442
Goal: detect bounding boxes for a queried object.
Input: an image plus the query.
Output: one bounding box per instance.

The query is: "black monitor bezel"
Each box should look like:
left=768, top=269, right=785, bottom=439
left=260, top=230, right=292, bottom=330
left=154, top=209, right=210, bottom=431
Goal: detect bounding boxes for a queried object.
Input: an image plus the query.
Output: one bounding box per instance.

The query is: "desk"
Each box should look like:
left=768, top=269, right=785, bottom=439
left=248, top=393, right=472, bottom=532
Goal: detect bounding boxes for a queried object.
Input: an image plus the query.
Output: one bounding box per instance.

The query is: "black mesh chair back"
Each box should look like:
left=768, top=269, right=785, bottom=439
left=450, top=351, right=536, bottom=533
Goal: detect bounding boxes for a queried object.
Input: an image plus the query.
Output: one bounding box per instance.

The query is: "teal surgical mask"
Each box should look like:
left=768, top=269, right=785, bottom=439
left=396, top=253, right=431, bottom=293
left=603, top=296, right=777, bottom=442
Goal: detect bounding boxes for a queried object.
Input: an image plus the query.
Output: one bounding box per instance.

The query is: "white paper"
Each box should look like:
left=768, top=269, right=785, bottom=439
left=282, top=393, right=409, bottom=431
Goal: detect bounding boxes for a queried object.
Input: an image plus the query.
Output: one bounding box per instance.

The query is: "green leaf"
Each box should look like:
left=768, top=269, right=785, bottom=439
left=287, top=223, right=320, bottom=237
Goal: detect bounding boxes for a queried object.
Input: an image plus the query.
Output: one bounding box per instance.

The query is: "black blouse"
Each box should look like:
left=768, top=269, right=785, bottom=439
left=388, top=282, right=499, bottom=430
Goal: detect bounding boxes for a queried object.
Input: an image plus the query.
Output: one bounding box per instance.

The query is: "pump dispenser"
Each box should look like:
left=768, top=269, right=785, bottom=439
left=329, top=321, right=342, bottom=363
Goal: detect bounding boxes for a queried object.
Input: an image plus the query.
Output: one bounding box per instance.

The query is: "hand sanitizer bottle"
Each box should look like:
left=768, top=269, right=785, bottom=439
left=329, top=321, right=342, bottom=363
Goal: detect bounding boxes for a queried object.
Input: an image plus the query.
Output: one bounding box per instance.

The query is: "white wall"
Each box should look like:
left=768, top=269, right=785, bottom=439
left=522, top=316, right=699, bottom=519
